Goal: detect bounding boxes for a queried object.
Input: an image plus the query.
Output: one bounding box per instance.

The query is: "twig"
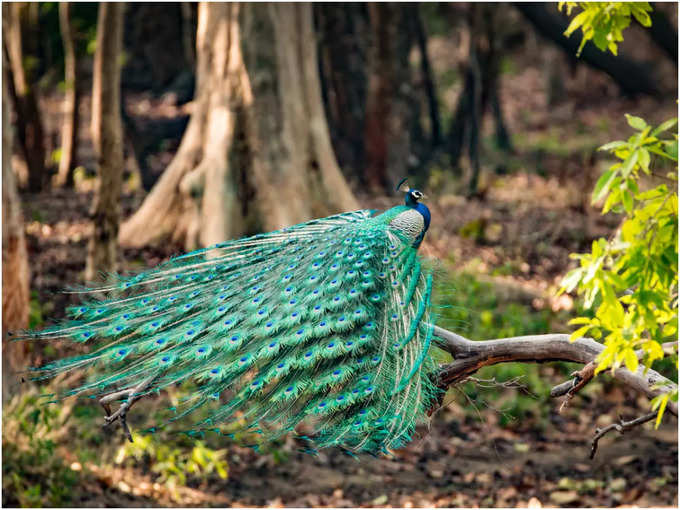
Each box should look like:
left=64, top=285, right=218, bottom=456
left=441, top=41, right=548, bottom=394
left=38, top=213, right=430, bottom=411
left=99, top=377, right=154, bottom=442
left=552, top=361, right=597, bottom=412
left=590, top=412, right=657, bottom=459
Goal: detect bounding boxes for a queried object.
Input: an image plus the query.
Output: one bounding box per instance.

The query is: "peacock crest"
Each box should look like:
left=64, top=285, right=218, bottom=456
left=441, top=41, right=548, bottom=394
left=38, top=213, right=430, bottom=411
left=20, top=180, right=440, bottom=454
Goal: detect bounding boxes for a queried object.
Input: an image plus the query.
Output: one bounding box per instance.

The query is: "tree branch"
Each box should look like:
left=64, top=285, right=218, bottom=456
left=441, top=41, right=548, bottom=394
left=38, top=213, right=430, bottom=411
left=434, top=326, right=678, bottom=417
left=590, top=412, right=658, bottom=459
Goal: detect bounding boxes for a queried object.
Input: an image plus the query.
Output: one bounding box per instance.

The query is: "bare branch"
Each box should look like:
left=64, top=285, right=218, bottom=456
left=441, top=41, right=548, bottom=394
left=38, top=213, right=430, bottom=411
left=434, top=326, right=678, bottom=417
left=590, top=412, right=657, bottom=459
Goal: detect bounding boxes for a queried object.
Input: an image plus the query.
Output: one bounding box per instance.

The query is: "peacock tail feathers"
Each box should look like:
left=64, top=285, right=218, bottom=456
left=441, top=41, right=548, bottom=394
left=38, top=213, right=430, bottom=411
left=20, top=205, right=441, bottom=454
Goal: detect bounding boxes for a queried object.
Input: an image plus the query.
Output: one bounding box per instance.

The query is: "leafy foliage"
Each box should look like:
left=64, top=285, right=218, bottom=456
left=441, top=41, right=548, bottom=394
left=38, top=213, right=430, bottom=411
left=560, top=115, right=678, bottom=424
left=2, top=391, right=79, bottom=507
left=558, top=2, right=653, bottom=56
left=117, top=435, right=228, bottom=487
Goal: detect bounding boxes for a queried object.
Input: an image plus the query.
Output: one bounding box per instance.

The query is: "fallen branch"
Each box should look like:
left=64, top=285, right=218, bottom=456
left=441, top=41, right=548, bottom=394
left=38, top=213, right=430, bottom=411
left=590, top=412, right=658, bottom=459
left=434, top=326, right=678, bottom=417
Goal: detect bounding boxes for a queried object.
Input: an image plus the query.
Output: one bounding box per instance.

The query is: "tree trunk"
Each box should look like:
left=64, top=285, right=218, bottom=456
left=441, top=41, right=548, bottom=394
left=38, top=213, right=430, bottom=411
left=86, top=3, right=125, bottom=281
left=54, top=2, right=79, bottom=188
left=315, top=4, right=368, bottom=181
left=363, top=4, right=394, bottom=191
left=2, top=2, right=47, bottom=192
left=410, top=4, right=441, bottom=149
left=2, top=74, right=30, bottom=402
left=119, top=2, right=358, bottom=250
left=648, top=3, right=678, bottom=65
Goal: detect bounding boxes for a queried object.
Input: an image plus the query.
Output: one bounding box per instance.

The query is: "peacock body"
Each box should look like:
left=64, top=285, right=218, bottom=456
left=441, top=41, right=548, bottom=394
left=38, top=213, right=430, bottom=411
left=23, top=185, right=440, bottom=454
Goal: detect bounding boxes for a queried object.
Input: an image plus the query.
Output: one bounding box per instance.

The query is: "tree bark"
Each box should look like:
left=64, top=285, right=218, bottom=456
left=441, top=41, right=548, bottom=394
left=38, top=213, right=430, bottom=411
left=315, top=4, right=368, bottom=181
left=2, top=2, right=47, bottom=191
left=648, top=3, right=678, bottom=65
left=434, top=327, right=678, bottom=417
left=363, top=4, right=394, bottom=191
left=515, top=3, right=660, bottom=97
left=86, top=3, right=125, bottom=281
left=2, top=74, right=30, bottom=402
left=119, top=2, right=358, bottom=250
left=55, top=2, right=79, bottom=188
left=410, top=4, right=442, bottom=149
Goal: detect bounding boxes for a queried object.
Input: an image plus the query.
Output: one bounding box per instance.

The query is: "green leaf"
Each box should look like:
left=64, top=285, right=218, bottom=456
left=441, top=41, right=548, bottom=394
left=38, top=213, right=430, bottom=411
left=631, top=8, right=651, bottom=27
left=622, top=189, right=633, bottom=213
left=623, top=348, right=638, bottom=373
left=638, top=149, right=650, bottom=173
left=599, top=140, right=626, bottom=151
left=570, top=325, right=592, bottom=341
left=592, top=169, right=617, bottom=203
left=651, top=117, right=678, bottom=137
left=625, top=114, right=647, bottom=131
left=655, top=394, right=669, bottom=429
left=564, top=10, right=589, bottom=37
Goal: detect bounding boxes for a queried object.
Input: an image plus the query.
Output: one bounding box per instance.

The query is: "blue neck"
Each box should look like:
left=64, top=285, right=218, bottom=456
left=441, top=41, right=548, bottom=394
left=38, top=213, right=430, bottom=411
left=404, top=195, right=431, bottom=247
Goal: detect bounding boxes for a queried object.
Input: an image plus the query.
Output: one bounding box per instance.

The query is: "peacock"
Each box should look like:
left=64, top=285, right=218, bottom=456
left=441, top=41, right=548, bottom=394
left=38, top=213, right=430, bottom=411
left=18, top=179, right=441, bottom=454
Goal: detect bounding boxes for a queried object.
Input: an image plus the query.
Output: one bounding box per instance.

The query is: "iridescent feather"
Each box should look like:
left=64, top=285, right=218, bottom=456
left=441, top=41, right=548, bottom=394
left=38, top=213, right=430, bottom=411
left=19, top=186, right=440, bottom=454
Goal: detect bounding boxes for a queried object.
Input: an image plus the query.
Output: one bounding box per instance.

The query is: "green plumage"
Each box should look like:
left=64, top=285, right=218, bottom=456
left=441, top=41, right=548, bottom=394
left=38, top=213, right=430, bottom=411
left=23, top=207, right=440, bottom=454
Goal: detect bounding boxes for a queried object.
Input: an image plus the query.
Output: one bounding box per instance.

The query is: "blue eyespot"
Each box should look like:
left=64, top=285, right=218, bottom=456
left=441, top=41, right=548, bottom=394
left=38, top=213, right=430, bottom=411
left=347, top=341, right=354, bottom=346
left=118, top=349, right=126, bottom=355
left=269, top=342, right=277, bottom=348
left=289, top=299, right=297, bottom=305
left=218, top=306, right=225, bottom=312
left=162, top=356, right=170, bottom=362
left=231, top=335, right=239, bottom=342
left=240, top=356, right=248, bottom=362
left=266, top=321, right=273, bottom=328
left=318, top=402, right=327, bottom=408
left=359, top=409, right=367, bottom=415
left=296, top=329, right=304, bottom=335
left=328, top=343, right=335, bottom=348
left=211, top=368, right=219, bottom=374
left=305, top=352, right=312, bottom=358
left=156, top=338, right=165, bottom=345
left=337, top=395, right=345, bottom=401
left=115, top=326, right=123, bottom=331
left=314, top=305, right=321, bottom=311
left=320, top=321, right=326, bottom=327
left=333, top=370, right=341, bottom=375
left=278, top=363, right=285, bottom=368
left=338, top=316, right=345, bottom=322
left=292, top=312, right=298, bottom=317
left=258, top=309, right=265, bottom=315
left=197, top=347, right=205, bottom=353
left=186, top=330, right=195, bottom=336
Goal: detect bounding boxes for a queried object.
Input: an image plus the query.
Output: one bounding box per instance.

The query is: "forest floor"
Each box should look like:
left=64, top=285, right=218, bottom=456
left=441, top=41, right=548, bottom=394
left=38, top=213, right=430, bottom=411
left=4, top=61, right=679, bottom=506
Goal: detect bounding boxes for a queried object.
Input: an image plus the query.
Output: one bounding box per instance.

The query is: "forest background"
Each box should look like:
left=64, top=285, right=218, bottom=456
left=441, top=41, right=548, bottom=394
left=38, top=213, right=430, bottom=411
left=1, top=2, right=678, bottom=507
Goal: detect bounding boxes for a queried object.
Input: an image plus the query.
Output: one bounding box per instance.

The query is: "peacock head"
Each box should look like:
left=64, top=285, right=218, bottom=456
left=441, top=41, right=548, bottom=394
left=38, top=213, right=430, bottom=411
left=396, top=178, right=427, bottom=207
